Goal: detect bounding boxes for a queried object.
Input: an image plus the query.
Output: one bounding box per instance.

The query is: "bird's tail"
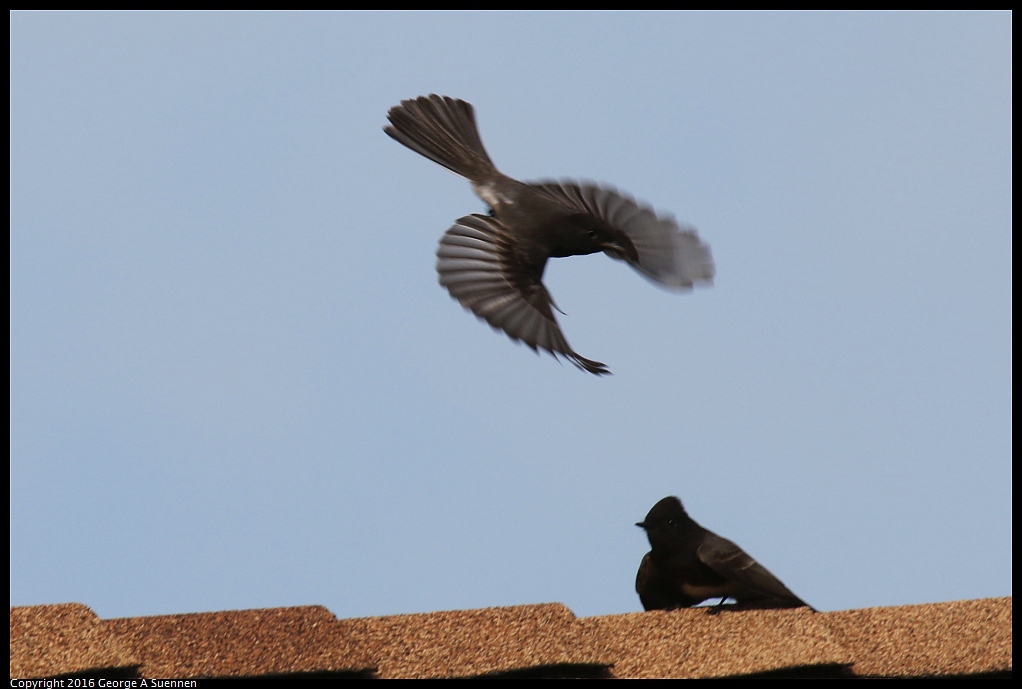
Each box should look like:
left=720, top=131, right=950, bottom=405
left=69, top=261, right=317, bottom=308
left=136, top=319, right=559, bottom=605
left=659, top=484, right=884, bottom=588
left=385, top=95, right=499, bottom=182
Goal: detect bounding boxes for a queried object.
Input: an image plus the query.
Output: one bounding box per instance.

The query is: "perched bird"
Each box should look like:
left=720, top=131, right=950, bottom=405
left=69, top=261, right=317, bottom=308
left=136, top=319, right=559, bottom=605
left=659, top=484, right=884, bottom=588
left=635, top=496, right=812, bottom=611
left=385, top=95, right=714, bottom=375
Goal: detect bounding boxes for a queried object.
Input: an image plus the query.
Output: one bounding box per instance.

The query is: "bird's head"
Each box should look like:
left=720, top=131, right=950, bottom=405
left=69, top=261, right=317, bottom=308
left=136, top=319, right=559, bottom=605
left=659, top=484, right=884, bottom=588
left=636, top=496, right=691, bottom=543
left=555, top=214, right=640, bottom=262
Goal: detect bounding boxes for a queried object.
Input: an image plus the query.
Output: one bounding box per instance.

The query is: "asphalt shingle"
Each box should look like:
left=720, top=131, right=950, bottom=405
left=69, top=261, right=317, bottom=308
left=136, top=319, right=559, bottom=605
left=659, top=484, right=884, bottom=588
left=106, top=605, right=374, bottom=678
left=10, top=603, right=137, bottom=679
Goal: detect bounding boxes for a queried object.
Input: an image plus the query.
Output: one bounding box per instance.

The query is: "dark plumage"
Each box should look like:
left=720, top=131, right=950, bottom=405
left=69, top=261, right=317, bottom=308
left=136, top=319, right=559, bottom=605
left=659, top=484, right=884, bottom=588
left=635, top=496, right=813, bottom=611
left=385, top=95, right=714, bottom=375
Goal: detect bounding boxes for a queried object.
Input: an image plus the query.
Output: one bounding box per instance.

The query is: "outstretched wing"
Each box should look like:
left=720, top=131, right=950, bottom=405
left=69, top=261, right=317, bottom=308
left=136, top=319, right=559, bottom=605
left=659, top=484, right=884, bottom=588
left=436, top=214, right=609, bottom=375
left=532, top=181, right=715, bottom=290
left=696, top=531, right=810, bottom=608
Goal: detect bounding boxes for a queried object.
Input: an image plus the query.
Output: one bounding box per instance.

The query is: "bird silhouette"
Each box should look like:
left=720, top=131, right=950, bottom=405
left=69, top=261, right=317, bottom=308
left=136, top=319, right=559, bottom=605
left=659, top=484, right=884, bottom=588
left=636, top=496, right=812, bottom=611
left=385, top=95, right=714, bottom=375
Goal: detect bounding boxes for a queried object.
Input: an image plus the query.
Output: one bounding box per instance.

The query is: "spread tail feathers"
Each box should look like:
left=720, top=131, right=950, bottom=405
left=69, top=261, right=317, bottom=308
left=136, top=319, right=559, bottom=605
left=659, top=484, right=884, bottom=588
left=385, top=95, right=498, bottom=182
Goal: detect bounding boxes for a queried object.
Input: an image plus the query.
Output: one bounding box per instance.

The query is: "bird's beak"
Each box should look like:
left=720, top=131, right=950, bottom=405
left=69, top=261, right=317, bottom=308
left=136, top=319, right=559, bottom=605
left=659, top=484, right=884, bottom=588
left=601, top=239, right=639, bottom=264
left=635, top=521, right=647, bottom=529
left=601, top=240, right=627, bottom=259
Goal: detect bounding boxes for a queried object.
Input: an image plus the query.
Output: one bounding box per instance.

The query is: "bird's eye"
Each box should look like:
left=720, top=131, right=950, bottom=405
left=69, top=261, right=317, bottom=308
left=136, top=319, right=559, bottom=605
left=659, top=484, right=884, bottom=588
left=587, top=228, right=598, bottom=238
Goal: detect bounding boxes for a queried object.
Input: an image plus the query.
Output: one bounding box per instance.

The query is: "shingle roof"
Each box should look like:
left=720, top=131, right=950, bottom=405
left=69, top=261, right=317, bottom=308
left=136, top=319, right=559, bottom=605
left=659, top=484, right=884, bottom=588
left=336, top=603, right=609, bottom=678
left=578, top=606, right=851, bottom=678
left=106, top=606, right=374, bottom=678
left=10, top=597, right=1011, bottom=679
left=9, top=603, right=137, bottom=679
left=820, top=597, right=1012, bottom=678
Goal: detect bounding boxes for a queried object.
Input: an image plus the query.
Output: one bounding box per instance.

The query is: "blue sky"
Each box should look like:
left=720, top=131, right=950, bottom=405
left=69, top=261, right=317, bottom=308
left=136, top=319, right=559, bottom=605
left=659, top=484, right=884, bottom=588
left=10, top=12, right=1011, bottom=619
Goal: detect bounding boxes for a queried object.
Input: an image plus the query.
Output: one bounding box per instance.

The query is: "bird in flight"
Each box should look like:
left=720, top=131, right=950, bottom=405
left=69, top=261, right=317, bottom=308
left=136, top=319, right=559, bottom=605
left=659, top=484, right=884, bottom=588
left=636, top=496, right=813, bottom=611
left=385, top=95, right=714, bottom=375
